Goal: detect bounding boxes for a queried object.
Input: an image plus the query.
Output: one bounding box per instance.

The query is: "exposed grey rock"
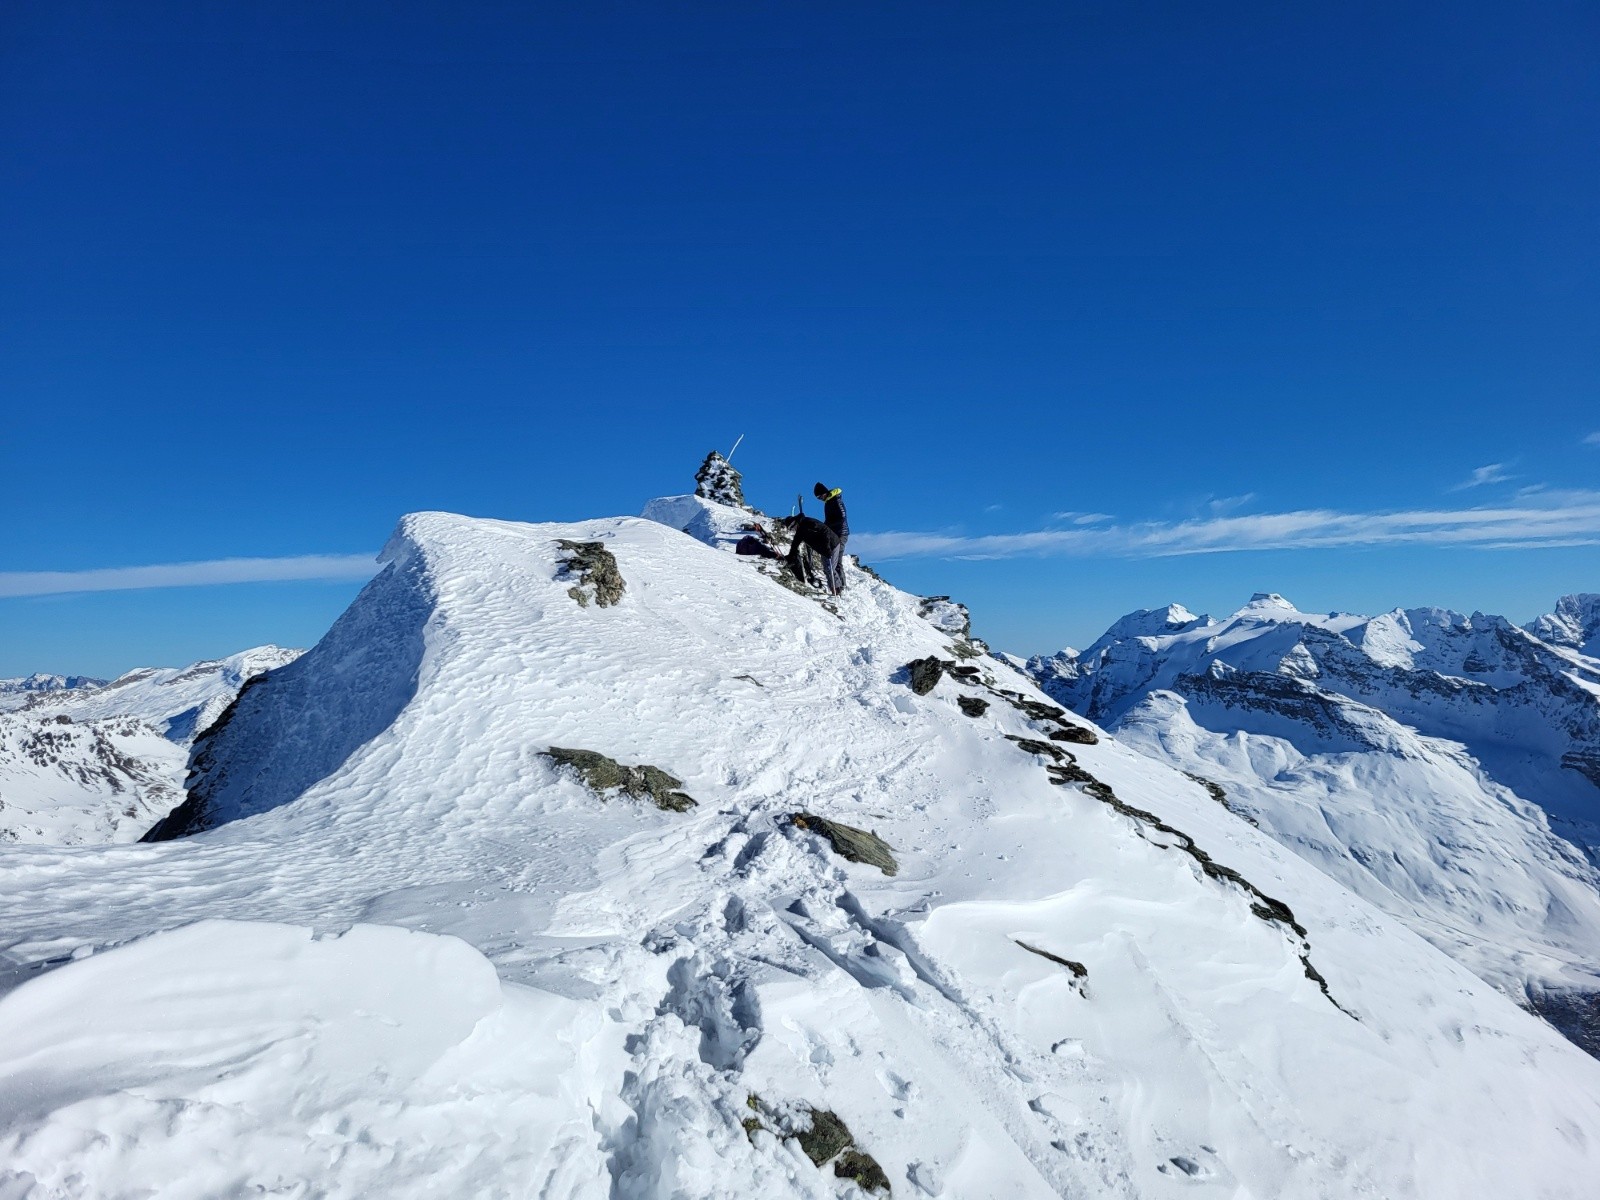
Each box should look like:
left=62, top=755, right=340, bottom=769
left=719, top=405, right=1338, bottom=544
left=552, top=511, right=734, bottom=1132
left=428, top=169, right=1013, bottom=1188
left=1004, top=734, right=1069, bottom=762
left=544, top=747, right=696, bottom=811
left=1014, top=939, right=1088, bottom=979
left=791, top=812, right=898, bottom=875
left=957, top=696, right=990, bottom=718
left=556, top=539, right=625, bottom=608
left=1047, top=722, right=1099, bottom=745
left=1015, top=939, right=1089, bottom=997
left=905, top=657, right=944, bottom=696
left=1183, top=770, right=1259, bottom=827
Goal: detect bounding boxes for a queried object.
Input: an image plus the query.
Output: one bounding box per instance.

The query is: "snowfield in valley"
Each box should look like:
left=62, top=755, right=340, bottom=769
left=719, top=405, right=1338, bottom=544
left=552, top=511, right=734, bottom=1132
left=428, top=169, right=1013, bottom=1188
left=2, top=504, right=1599, bottom=1198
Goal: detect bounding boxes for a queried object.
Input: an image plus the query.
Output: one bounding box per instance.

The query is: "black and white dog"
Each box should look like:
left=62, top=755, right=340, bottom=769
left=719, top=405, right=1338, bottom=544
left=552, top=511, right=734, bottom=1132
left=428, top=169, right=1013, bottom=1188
left=773, top=496, right=841, bottom=594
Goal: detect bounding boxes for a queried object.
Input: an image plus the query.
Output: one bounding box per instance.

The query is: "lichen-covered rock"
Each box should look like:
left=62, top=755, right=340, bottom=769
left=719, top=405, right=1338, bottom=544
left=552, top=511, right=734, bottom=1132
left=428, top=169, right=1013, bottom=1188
left=544, top=747, right=696, bottom=811
left=694, top=450, right=746, bottom=507
left=957, top=695, right=989, bottom=718
left=794, top=1108, right=854, bottom=1166
left=556, top=540, right=625, bottom=608
left=905, top=657, right=944, bottom=696
left=791, top=812, right=898, bottom=875
left=835, top=1149, right=891, bottom=1193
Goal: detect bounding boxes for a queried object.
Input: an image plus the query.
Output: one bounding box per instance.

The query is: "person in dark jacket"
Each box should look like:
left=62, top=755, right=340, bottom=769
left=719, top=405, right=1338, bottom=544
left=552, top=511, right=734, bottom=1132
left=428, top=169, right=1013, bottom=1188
left=814, top=482, right=848, bottom=594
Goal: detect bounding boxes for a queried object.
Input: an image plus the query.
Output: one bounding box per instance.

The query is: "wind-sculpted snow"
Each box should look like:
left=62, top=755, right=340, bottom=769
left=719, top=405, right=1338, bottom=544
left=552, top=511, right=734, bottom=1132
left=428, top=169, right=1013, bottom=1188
left=3, top=515, right=1600, bottom=1197
left=1031, top=593, right=1600, bottom=1055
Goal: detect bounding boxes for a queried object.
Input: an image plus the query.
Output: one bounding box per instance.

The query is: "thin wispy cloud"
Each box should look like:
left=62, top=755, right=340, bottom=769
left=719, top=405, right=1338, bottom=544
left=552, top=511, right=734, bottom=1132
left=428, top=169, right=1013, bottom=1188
left=0, top=554, right=379, bottom=599
left=852, top=491, right=1600, bottom=562
left=1206, top=493, right=1257, bottom=515
left=1584, top=431, right=1600, bottom=447
left=1450, top=463, right=1513, bottom=491
left=1051, top=511, right=1114, bottom=525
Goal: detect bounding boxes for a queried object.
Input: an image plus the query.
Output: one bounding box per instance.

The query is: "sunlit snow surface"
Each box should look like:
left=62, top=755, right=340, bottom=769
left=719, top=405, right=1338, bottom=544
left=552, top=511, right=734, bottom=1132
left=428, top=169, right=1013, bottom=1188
left=2, top=512, right=1598, bottom=1198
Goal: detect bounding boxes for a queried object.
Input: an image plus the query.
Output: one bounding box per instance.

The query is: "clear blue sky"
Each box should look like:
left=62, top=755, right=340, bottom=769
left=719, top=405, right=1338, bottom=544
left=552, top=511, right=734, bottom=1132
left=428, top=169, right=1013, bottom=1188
left=3, top=1, right=1597, bottom=677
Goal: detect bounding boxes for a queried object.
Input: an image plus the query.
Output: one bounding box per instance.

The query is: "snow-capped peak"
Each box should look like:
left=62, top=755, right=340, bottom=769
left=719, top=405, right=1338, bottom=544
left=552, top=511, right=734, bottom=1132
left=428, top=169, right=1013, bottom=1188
left=1235, top=592, right=1301, bottom=616
left=1529, top=593, right=1600, bottom=657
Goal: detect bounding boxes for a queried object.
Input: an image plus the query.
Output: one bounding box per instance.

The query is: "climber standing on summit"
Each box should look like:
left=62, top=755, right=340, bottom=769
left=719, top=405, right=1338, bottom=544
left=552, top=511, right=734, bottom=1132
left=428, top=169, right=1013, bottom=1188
left=814, top=481, right=848, bottom=595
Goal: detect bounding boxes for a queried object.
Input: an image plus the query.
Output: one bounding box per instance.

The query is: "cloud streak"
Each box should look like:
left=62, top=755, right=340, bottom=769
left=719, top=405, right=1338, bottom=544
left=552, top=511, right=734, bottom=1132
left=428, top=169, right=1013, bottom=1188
left=0, top=554, right=379, bottom=598
left=1450, top=463, right=1513, bottom=491
left=853, top=492, right=1600, bottom=561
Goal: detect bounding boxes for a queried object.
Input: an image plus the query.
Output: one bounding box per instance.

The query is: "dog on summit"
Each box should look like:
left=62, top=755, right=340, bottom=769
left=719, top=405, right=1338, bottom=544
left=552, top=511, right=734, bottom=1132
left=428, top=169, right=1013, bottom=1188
left=772, top=494, right=842, bottom=595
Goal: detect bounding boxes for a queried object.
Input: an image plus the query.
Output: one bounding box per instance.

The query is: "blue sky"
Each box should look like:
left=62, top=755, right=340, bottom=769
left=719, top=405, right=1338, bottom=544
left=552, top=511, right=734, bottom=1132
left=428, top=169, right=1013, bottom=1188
left=3, top=2, right=1597, bottom=677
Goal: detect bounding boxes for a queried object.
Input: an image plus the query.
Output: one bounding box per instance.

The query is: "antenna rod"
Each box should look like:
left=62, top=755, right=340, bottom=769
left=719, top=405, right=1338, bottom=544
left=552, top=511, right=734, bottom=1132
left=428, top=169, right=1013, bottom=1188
left=727, top=432, right=745, bottom=461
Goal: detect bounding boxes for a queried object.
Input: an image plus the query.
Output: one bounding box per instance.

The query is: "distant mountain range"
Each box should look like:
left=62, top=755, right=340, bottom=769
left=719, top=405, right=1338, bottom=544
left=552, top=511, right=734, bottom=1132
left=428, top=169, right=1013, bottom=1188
left=1028, top=593, right=1600, bottom=1051
left=0, top=647, right=301, bottom=844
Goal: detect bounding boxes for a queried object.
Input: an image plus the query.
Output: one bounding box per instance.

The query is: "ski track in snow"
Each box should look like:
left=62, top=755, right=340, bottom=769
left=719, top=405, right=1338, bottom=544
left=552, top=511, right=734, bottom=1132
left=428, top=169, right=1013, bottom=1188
left=1, top=508, right=1598, bottom=1198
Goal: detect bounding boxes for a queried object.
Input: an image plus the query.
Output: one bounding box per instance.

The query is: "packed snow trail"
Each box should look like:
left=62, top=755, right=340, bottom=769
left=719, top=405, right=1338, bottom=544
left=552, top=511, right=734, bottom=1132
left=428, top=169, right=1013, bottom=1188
left=2, top=509, right=1599, bottom=1198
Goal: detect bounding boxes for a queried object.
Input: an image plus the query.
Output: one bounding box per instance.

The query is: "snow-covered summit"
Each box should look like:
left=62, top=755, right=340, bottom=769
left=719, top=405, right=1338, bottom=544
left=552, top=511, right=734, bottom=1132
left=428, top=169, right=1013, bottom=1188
left=640, top=492, right=759, bottom=553
left=5, top=511, right=1600, bottom=1196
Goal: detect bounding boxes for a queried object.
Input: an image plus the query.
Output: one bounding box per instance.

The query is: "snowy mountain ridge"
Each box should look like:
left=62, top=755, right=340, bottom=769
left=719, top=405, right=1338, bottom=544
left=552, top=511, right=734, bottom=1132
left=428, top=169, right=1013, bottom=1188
left=14, top=645, right=304, bottom=742
left=2, top=499, right=1599, bottom=1197
left=0, top=673, right=106, bottom=712
left=0, top=646, right=302, bottom=845
left=1028, top=592, right=1600, bottom=1053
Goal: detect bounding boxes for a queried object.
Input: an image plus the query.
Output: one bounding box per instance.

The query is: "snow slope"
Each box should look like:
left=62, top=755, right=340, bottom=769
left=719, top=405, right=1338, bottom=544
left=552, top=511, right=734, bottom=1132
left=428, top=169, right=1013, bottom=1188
left=0, top=647, right=302, bottom=846
left=0, top=713, right=186, bottom=844
left=1029, top=594, right=1600, bottom=1052
left=3, top=515, right=1599, bottom=1198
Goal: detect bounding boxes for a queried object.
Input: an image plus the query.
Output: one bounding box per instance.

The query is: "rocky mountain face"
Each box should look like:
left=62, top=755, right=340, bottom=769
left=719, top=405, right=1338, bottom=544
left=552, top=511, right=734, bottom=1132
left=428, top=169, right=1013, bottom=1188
left=2, top=499, right=1598, bottom=1198
left=1528, top=592, right=1600, bottom=658
left=1029, top=593, right=1600, bottom=1054
left=0, top=713, right=185, bottom=844
left=0, top=646, right=302, bottom=845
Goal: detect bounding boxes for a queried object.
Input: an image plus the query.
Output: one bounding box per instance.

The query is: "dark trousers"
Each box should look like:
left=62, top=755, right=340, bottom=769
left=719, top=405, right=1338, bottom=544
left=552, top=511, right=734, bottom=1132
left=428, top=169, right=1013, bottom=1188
left=827, top=535, right=847, bottom=594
